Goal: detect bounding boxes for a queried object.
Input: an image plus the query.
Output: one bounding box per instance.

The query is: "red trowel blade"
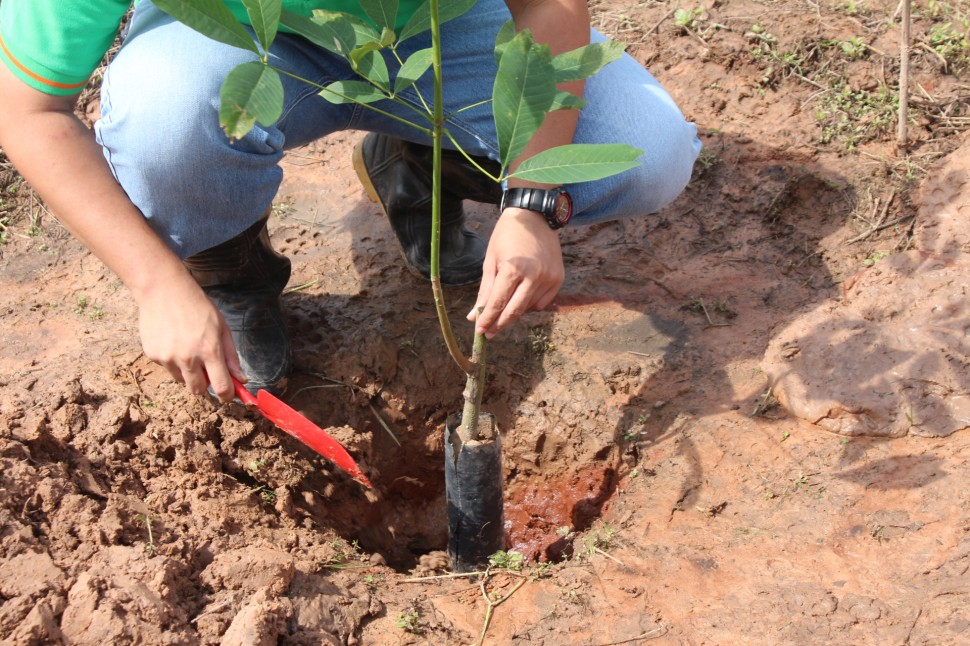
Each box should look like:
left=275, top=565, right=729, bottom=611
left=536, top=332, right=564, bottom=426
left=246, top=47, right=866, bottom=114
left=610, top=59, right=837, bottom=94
left=232, top=377, right=372, bottom=488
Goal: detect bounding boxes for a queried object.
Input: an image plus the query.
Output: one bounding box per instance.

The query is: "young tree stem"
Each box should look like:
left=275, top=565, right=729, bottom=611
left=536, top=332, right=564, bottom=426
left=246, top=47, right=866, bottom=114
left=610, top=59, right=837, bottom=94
left=459, top=332, right=488, bottom=441
left=897, top=0, right=910, bottom=148
left=428, top=0, right=477, bottom=379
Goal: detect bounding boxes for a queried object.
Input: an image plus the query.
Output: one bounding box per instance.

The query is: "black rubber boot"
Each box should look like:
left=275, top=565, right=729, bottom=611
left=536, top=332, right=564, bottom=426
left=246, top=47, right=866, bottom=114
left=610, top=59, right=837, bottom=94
left=183, top=216, right=291, bottom=396
left=353, top=133, right=502, bottom=286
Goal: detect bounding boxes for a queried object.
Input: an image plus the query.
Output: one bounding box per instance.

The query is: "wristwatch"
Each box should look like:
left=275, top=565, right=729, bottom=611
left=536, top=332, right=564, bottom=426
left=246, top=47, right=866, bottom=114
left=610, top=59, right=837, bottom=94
left=500, top=187, right=573, bottom=230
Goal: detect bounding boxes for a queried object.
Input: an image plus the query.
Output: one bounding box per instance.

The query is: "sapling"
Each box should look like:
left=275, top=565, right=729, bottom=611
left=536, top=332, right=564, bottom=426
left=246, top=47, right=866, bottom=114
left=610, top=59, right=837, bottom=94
left=155, top=0, right=640, bottom=441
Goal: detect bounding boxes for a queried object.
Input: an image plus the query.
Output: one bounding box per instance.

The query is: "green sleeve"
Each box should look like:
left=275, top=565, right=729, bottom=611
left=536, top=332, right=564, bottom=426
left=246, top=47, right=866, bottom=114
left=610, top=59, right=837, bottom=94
left=0, top=0, right=131, bottom=96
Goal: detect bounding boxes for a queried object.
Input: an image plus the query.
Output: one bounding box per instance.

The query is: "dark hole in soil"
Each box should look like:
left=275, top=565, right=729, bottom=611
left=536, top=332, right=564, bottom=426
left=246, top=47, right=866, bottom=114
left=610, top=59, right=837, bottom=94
left=274, top=391, right=621, bottom=569
left=276, top=295, right=632, bottom=567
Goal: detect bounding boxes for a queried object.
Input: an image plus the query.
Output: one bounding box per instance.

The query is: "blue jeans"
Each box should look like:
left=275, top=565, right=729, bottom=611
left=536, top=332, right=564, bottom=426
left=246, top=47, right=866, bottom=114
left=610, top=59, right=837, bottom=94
left=96, top=1, right=701, bottom=259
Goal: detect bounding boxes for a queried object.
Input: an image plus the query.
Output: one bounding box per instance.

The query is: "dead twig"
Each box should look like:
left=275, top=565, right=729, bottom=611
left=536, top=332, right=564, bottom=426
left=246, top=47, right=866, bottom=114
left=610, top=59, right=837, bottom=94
left=367, top=401, right=401, bottom=447
left=792, top=73, right=828, bottom=91
left=845, top=188, right=896, bottom=244
left=191, top=600, right=233, bottom=624
left=403, top=571, right=483, bottom=583
left=593, top=626, right=669, bottom=645
left=593, top=546, right=625, bottom=566
left=695, top=299, right=731, bottom=329
left=476, top=569, right=528, bottom=646
left=282, top=278, right=320, bottom=295
left=866, top=214, right=916, bottom=237
left=898, top=0, right=911, bottom=148
left=647, top=276, right=678, bottom=298
left=644, top=6, right=677, bottom=36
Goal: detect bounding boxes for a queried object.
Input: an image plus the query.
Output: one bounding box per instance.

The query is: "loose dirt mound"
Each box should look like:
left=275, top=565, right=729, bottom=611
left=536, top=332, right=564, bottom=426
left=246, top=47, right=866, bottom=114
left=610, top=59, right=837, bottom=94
left=2, top=0, right=970, bottom=643
left=763, top=141, right=970, bottom=438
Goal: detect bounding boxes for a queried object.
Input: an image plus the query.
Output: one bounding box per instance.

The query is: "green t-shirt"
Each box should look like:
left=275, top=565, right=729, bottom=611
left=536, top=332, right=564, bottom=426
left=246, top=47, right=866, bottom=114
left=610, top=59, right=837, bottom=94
left=0, top=0, right=423, bottom=96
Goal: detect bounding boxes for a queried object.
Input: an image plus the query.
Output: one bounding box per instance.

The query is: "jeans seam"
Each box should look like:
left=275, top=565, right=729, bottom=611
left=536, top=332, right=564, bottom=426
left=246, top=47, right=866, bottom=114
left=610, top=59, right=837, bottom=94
left=278, top=79, right=337, bottom=132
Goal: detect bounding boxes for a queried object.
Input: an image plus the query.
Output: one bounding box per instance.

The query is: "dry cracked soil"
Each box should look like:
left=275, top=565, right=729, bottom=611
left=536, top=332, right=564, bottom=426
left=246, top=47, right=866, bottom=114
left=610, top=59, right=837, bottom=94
left=1, top=0, right=969, bottom=644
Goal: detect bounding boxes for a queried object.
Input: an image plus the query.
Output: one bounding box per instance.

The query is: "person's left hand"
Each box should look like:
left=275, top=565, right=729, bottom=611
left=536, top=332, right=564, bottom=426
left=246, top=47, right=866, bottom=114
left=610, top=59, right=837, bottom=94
left=467, top=208, right=564, bottom=338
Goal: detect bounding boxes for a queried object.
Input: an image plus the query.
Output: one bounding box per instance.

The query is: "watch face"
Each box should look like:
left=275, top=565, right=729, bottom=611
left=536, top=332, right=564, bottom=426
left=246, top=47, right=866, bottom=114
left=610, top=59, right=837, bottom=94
left=552, top=191, right=573, bottom=226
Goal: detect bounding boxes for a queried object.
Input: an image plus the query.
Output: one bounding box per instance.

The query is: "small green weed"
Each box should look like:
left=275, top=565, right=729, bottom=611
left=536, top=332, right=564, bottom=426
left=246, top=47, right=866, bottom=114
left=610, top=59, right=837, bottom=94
left=925, top=20, right=970, bottom=71
left=790, top=472, right=826, bottom=497
left=134, top=513, right=158, bottom=556
left=396, top=605, right=421, bottom=633
left=579, top=523, right=617, bottom=558
left=838, top=0, right=867, bottom=16
left=323, top=537, right=364, bottom=566
left=840, top=36, right=867, bottom=59
left=528, top=328, right=555, bottom=355
left=674, top=6, right=703, bottom=31
left=816, top=84, right=900, bottom=149
left=752, top=389, right=779, bottom=417
left=251, top=485, right=276, bottom=507
left=530, top=560, right=554, bottom=579
left=905, top=407, right=917, bottom=427
left=693, top=147, right=720, bottom=178
left=73, top=295, right=105, bottom=319
left=488, top=549, right=525, bottom=571
left=862, top=250, right=888, bottom=266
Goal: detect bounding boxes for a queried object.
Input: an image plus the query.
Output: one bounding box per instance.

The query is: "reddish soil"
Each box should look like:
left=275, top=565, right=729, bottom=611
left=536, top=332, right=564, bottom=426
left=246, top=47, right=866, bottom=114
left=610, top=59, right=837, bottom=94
left=1, top=0, right=969, bottom=644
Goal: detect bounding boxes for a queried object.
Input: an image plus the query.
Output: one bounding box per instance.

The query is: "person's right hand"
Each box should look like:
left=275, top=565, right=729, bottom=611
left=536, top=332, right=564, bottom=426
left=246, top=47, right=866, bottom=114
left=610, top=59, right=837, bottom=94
left=136, top=273, right=245, bottom=403
left=0, top=55, right=245, bottom=403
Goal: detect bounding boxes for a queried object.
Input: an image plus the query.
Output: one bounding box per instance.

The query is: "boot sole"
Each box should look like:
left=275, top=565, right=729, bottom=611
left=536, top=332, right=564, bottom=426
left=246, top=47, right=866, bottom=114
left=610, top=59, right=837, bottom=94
left=352, top=137, right=481, bottom=287
left=352, top=138, right=383, bottom=207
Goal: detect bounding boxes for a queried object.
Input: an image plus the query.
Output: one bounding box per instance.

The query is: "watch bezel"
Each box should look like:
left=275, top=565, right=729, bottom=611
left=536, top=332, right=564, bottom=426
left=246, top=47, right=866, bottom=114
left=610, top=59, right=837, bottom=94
left=549, top=189, right=573, bottom=229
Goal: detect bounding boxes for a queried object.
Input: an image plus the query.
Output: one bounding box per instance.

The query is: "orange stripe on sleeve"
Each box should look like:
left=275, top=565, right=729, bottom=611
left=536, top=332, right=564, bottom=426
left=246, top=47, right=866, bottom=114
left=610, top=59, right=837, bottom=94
left=0, top=31, right=88, bottom=90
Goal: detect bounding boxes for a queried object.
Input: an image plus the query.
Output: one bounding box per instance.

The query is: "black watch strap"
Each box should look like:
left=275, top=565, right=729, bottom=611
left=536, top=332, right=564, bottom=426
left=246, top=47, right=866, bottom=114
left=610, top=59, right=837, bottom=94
left=500, top=187, right=573, bottom=229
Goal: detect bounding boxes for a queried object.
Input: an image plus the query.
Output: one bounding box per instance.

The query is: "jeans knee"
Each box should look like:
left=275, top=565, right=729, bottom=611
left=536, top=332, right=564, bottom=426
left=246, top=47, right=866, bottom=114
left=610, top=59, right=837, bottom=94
left=634, top=118, right=701, bottom=212
left=96, top=39, right=284, bottom=257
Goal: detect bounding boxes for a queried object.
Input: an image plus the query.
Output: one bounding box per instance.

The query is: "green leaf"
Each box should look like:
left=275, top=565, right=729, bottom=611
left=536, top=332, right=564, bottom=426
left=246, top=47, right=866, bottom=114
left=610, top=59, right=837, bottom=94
left=493, top=19, right=517, bottom=65
left=507, top=143, right=642, bottom=184
left=320, top=80, right=389, bottom=104
left=280, top=9, right=378, bottom=58
left=347, top=16, right=383, bottom=47
left=393, top=47, right=433, bottom=94
left=493, top=31, right=557, bottom=168
left=552, top=41, right=626, bottom=83
left=241, top=0, right=282, bottom=52
left=350, top=40, right=383, bottom=64
left=357, top=0, right=398, bottom=32
left=397, top=0, right=477, bottom=43
left=379, top=26, right=397, bottom=47
left=353, top=50, right=390, bottom=91
left=154, top=0, right=260, bottom=55
left=549, top=90, right=586, bottom=111
left=219, top=62, right=284, bottom=140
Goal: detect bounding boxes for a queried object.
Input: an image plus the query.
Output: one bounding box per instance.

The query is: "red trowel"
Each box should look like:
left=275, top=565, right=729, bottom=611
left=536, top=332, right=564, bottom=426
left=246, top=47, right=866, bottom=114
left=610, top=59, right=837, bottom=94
left=231, top=376, right=373, bottom=488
